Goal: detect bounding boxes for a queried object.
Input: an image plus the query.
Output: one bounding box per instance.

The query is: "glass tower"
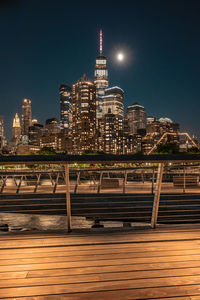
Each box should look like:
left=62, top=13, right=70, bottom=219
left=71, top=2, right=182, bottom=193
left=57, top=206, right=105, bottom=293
left=22, top=98, right=32, bottom=137
left=94, top=30, right=108, bottom=120
left=59, top=84, right=72, bottom=132
left=72, top=74, right=97, bottom=154
left=126, top=103, right=147, bottom=135
left=101, top=86, right=124, bottom=118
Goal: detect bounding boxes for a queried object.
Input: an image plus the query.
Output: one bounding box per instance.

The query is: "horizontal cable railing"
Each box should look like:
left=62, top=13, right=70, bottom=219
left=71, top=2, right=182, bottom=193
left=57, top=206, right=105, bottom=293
left=0, top=154, right=200, bottom=232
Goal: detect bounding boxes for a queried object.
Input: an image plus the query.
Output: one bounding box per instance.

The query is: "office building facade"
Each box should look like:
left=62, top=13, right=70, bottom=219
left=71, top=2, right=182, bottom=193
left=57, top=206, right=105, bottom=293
left=22, top=98, right=32, bottom=137
left=72, top=74, right=97, bottom=154
left=101, top=86, right=124, bottom=118
left=12, top=113, right=21, bottom=145
left=0, top=116, right=6, bottom=150
left=94, top=30, right=109, bottom=120
left=98, top=109, right=123, bottom=154
left=59, top=84, right=72, bottom=132
left=126, top=103, right=147, bottom=135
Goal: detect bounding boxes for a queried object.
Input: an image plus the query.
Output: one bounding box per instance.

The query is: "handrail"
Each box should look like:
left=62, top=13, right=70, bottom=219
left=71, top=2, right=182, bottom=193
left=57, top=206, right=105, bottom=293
left=0, top=164, right=199, bottom=176
left=0, top=154, right=200, bottom=233
left=0, top=154, right=200, bottom=164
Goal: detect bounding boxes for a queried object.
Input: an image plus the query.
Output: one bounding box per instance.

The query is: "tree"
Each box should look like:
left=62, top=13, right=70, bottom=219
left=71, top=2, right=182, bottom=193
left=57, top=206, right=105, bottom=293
left=37, top=147, right=57, bottom=155
left=186, top=147, right=200, bottom=154
left=156, top=143, right=179, bottom=154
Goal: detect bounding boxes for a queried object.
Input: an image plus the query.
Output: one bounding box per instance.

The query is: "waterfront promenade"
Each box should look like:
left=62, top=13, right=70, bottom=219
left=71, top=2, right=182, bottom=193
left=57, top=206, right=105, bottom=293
left=1, top=226, right=200, bottom=299
left=0, top=155, right=200, bottom=298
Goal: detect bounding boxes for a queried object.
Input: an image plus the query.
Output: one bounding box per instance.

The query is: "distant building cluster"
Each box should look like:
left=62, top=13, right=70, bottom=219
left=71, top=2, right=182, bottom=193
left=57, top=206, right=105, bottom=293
left=1, top=31, right=198, bottom=155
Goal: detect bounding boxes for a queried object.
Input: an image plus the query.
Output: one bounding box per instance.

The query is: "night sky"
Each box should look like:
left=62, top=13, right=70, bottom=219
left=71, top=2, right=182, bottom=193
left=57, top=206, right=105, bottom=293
left=0, top=0, right=200, bottom=140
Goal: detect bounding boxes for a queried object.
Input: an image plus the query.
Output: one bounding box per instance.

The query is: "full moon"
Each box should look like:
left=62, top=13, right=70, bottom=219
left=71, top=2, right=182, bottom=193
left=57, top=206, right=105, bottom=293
left=117, top=53, right=124, bottom=61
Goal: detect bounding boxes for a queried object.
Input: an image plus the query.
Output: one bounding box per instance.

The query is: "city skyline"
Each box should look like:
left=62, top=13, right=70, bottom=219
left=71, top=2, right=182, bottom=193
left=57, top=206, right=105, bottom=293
left=0, top=0, right=200, bottom=140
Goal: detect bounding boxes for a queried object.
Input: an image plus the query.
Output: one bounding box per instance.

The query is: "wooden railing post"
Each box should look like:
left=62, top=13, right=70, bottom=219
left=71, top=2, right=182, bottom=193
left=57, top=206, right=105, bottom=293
left=151, top=163, right=164, bottom=229
left=65, top=164, right=72, bottom=232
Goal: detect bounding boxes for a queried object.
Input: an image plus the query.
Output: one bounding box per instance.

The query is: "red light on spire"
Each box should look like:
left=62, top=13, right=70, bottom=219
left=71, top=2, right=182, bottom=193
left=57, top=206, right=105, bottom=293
left=100, top=29, right=103, bottom=55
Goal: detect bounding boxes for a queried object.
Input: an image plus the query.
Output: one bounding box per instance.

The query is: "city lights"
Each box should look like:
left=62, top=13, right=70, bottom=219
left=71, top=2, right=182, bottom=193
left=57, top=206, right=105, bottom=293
left=1, top=30, right=199, bottom=156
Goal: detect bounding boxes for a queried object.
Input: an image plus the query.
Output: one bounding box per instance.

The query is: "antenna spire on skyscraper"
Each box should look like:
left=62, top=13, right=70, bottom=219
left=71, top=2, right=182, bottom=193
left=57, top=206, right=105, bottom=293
left=100, top=29, right=103, bottom=55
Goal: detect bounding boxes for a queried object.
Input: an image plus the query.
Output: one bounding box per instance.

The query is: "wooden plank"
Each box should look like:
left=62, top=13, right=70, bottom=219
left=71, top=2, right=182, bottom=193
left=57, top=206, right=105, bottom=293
left=0, top=241, right=199, bottom=262
left=2, top=268, right=200, bottom=289
left=10, top=288, right=200, bottom=300
left=1, top=226, right=200, bottom=242
left=1, top=225, right=200, bottom=239
left=0, top=236, right=198, bottom=250
left=2, top=254, right=200, bottom=273
left=26, top=259, right=200, bottom=278
left=0, top=271, right=28, bottom=280
left=1, top=251, right=200, bottom=266
left=1, top=231, right=200, bottom=248
left=7, top=296, right=194, bottom=300
left=2, top=277, right=200, bottom=298
left=1, top=228, right=200, bottom=299
left=0, top=227, right=199, bottom=239
left=0, top=247, right=200, bottom=261
left=27, top=267, right=200, bottom=281
left=148, top=298, right=196, bottom=300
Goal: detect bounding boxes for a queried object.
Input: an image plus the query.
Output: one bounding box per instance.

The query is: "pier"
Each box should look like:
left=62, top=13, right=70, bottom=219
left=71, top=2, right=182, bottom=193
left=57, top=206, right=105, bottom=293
left=0, top=154, right=200, bottom=298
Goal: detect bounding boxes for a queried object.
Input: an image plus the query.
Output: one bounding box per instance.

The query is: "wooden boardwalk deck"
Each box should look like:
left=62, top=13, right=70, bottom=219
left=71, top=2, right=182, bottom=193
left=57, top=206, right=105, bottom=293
left=1, top=227, right=200, bottom=299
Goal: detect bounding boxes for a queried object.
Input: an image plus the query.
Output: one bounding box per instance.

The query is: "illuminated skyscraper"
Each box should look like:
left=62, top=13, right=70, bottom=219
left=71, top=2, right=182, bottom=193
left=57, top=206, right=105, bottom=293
left=99, top=109, right=123, bottom=154
left=101, top=86, right=124, bottom=117
left=29, top=123, right=43, bottom=146
left=0, top=116, right=6, bottom=150
left=22, top=98, right=32, bottom=137
left=72, top=74, right=97, bottom=154
left=45, top=118, right=60, bottom=134
left=12, top=113, right=21, bottom=144
left=126, top=103, right=147, bottom=135
left=94, top=30, right=108, bottom=120
left=59, top=84, right=72, bottom=132
left=0, top=116, right=4, bottom=138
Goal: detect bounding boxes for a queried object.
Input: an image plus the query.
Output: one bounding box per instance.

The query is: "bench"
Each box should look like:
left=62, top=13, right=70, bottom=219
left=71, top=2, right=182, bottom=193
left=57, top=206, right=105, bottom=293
left=101, top=178, right=121, bottom=188
left=173, top=176, right=199, bottom=187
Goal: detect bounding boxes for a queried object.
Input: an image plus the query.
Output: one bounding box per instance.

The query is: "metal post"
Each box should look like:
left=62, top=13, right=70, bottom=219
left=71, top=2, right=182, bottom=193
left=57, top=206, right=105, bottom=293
left=62, top=171, right=65, bottom=182
left=74, top=171, right=80, bottom=194
left=151, top=163, right=164, bottom=229
left=34, top=174, right=41, bottom=193
left=13, top=176, right=18, bottom=187
left=0, top=176, right=7, bottom=194
left=141, top=170, right=144, bottom=183
left=97, top=171, right=103, bottom=194
left=65, top=164, right=72, bottom=232
left=183, top=166, right=186, bottom=194
left=16, top=176, right=23, bottom=194
left=123, top=171, right=127, bottom=194
left=53, top=173, right=59, bottom=193
left=151, top=167, right=155, bottom=194
left=0, top=176, right=3, bottom=187
left=49, top=174, right=54, bottom=186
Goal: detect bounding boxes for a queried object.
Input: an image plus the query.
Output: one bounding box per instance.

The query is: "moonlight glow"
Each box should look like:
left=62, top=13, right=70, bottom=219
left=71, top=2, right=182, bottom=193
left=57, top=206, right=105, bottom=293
left=117, top=53, right=124, bottom=61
